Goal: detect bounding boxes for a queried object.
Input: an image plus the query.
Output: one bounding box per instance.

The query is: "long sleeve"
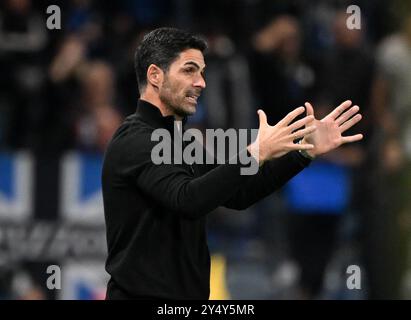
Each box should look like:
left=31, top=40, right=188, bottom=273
left=117, top=129, right=255, bottom=219
left=191, top=138, right=311, bottom=210
left=223, top=151, right=311, bottom=210
left=115, top=125, right=310, bottom=219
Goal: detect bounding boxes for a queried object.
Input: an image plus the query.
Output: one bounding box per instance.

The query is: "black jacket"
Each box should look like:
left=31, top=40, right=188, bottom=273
left=103, top=99, right=311, bottom=299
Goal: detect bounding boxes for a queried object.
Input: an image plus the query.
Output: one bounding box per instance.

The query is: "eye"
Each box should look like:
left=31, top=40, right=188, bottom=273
left=184, top=67, right=195, bottom=73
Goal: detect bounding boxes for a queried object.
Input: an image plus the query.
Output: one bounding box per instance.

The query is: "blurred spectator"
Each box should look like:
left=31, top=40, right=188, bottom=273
left=317, top=10, right=378, bottom=298
left=0, top=0, right=47, bottom=52
left=371, top=13, right=411, bottom=298
left=73, top=61, right=122, bottom=152
left=248, top=15, right=316, bottom=126
left=318, top=11, right=374, bottom=111
left=199, top=32, right=254, bottom=130
left=0, top=0, right=48, bottom=149
left=48, top=20, right=122, bottom=152
left=277, top=10, right=373, bottom=299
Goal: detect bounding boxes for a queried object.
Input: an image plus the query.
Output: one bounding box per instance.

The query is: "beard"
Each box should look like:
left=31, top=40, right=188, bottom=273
left=159, top=76, right=200, bottom=118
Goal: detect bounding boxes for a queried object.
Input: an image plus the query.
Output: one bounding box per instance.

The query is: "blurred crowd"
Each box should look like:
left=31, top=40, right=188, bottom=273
left=1, top=0, right=411, bottom=299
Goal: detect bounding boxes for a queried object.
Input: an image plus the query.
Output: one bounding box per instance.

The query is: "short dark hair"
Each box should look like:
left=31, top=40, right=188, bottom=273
left=134, top=27, right=207, bottom=93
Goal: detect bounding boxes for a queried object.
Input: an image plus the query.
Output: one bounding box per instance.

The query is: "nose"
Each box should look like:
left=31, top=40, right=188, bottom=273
left=193, top=75, right=206, bottom=89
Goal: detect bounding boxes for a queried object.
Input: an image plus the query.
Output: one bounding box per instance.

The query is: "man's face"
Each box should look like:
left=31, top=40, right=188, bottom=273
left=159, top=49, right=206, bottom=117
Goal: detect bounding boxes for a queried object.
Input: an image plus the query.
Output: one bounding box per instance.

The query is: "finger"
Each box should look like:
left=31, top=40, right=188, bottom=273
left=291, top=125, right=317, bottom=140
left=340, top=114, right=362, bottom=133
left=336, top=105, right=360, bottom=126
left=341, top=134, right=364, bottom=144
left=257, top=109, right=268, bottom=127
left=323, top=100, right=352, bottom=121
left=304, top=102, right=315, bottom=117
left=289, top=115, right=315, bottom=131
left=278, top=106, right=306, bottom=126
left=289, top=143, right=315, bottom=150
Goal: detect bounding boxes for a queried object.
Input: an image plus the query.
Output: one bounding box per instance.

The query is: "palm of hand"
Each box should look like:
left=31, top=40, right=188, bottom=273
left=305, top=118, right=341, bottom=155
left=302, top=101, right=363, bottom=157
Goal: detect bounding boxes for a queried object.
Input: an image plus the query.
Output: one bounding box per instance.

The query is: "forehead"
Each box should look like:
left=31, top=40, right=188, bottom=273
left=172, top=49, right=205, bottom=68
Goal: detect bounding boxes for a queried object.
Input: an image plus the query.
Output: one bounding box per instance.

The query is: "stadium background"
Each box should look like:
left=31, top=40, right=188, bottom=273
left=1, top=0, right=411, bottom=299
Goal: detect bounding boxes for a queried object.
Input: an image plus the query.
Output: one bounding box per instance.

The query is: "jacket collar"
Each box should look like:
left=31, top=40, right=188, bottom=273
left=136, top=99, right=187, bottom=131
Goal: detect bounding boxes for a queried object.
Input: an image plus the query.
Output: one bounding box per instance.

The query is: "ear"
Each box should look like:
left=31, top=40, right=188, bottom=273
left=146, top=64, right=163, bottom=89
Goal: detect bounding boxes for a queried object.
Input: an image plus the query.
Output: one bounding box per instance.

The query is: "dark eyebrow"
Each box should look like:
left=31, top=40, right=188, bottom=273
left=183, top=61, right=206, bottom=70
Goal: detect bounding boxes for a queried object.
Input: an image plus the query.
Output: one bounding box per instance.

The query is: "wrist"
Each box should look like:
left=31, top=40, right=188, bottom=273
left=247, top=142, right=265, bottom=166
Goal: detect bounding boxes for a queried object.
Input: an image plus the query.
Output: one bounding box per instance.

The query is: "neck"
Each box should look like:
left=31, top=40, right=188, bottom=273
left=140, top=89, right=183, bottom=121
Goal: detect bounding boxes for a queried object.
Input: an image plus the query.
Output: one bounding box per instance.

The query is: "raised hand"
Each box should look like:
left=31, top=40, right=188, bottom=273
left=301, top=100, right=363, bottom=158
left=248, top=107, right=317, bottom=164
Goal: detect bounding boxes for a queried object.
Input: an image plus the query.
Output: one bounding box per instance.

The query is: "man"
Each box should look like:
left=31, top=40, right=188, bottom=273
left=103, top=27, right=363, bottom=299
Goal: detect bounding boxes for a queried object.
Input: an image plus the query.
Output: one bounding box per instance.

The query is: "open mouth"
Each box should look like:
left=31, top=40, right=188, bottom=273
left=186, top=94, right=199, bottom=104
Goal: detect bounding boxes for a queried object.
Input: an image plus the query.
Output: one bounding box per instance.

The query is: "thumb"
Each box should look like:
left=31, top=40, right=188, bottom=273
left=257, top=109, right=268, bottom=127
left=304, top=102, right=315, bottom=118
